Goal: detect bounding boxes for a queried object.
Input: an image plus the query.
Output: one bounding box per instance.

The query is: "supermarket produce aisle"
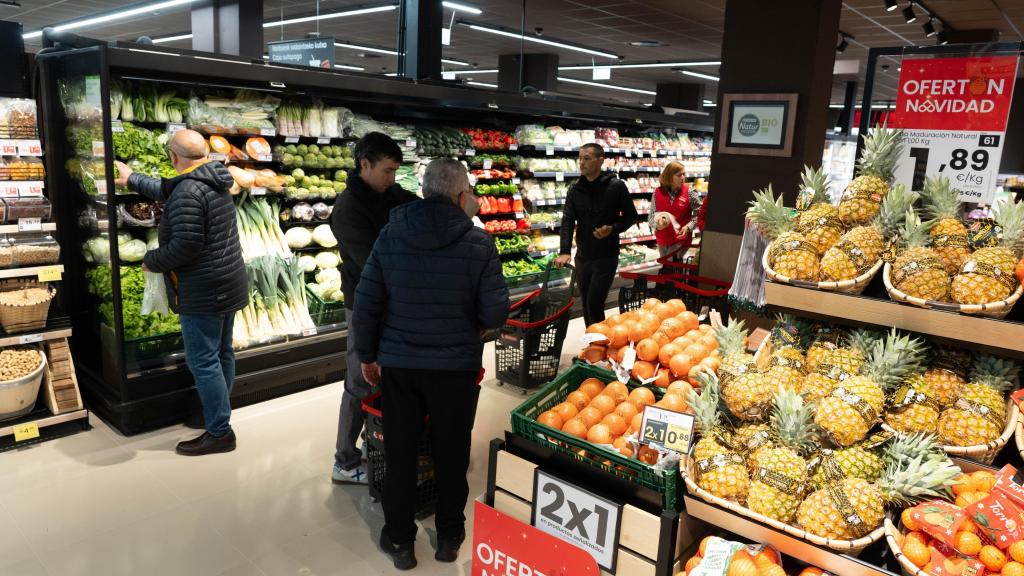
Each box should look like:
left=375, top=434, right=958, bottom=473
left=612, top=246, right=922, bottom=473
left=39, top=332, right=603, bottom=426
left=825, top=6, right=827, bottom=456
left=0, top=312, right=595, bottom=576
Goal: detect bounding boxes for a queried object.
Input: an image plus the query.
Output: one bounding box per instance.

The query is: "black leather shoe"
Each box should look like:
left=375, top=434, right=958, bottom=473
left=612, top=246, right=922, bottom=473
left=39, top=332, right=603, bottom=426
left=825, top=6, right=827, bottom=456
left=175, top=431, right=236, bottom=456
left=435, top=532, right=465, bottom=563
left=379, top=531, right=417, bottom=571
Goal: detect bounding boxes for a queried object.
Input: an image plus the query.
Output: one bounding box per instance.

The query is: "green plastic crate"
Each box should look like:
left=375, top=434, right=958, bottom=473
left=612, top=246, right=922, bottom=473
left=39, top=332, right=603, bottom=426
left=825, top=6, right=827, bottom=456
left=306, top=288, right=345, bottom=326
left=509, top=361, right=680, bottom=510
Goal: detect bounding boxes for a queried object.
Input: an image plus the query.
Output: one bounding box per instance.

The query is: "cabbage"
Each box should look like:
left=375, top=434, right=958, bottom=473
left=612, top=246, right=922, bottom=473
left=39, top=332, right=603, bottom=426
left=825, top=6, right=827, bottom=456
left=284, top=226, right=312, bottom=249
left=297, top=255, right=317, bottom=272
left=314, top=251, right=340, bottom=269
left=315, top=267, right=341, bottom=285
left=83, top=236, right=110, bottom=264
left=117, top=231, right=133, bottom=246
left=312, top=224, right=337, bottom=247
left=119, top=239, right=148, bottom=262
left=147, top=235, right=159, bottom=250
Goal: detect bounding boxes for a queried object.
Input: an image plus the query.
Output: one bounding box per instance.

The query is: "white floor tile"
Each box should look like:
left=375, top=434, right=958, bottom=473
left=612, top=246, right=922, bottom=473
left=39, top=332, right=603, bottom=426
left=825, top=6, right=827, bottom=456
left=0, top=557, right=50, bottom=576
left=0, top=500, right=38, bottom=571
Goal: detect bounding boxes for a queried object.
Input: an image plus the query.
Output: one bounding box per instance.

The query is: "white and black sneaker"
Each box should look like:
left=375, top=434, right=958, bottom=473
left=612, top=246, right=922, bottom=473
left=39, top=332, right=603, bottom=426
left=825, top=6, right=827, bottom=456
left=332, top=462, right=368, bottom=485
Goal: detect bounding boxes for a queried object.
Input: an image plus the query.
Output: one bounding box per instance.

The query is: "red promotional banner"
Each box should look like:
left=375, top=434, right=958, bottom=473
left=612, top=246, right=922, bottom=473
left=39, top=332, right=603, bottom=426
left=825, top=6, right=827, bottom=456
left=892, top=55, right=1018, bottom=131
left=472, top=500, right=599, bottom=576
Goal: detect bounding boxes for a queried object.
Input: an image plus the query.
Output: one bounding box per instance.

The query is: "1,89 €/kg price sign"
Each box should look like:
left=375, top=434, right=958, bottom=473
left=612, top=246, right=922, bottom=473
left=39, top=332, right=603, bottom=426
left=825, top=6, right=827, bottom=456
left=891, top=54, right=1020, bottom=204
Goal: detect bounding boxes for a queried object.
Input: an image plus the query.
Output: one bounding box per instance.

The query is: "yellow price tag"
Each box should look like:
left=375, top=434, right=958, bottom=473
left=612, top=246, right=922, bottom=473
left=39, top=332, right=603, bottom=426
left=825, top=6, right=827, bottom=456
left=37, top=266, right=62, bottom=282
left=13, top=422, right=39, bottom=442
left=640, top=405, right=696, bottom=454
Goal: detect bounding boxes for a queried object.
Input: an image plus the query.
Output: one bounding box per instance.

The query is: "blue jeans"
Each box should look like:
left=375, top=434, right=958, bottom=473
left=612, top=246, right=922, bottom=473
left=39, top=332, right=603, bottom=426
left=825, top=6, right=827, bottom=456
left=180, top=313, right=235, bottom=438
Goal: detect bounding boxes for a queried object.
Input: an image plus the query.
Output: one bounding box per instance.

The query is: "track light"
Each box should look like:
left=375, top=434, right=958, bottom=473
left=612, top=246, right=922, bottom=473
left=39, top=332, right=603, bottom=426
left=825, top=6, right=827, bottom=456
left=903, top=3, right=917, bottom=24
left=937, top=30, right=949, bottom=45
left=885, top=0, right=898, bottom=11
left=923, top=19, right=936, bottom=37
left=836, top=37, right=849, bottom=53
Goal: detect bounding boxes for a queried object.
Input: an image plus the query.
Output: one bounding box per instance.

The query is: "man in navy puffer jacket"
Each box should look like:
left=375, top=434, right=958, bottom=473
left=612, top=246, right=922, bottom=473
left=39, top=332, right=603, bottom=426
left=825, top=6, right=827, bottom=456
left=352, top=158, right=508, bottom=570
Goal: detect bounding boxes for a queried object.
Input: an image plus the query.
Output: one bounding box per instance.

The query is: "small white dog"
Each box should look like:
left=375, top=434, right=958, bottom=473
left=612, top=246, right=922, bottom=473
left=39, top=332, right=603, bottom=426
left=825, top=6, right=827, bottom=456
left=652, top=211, right=680, bottom=232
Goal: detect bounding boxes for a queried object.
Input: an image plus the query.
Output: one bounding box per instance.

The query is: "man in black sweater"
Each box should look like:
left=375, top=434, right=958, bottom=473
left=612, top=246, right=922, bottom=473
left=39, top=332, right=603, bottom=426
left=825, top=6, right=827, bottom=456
left=329, top=133, right=418, bottom=484
left=113, top=130, right=248, bottom=456
left=554, top=143, right=638, bottom=325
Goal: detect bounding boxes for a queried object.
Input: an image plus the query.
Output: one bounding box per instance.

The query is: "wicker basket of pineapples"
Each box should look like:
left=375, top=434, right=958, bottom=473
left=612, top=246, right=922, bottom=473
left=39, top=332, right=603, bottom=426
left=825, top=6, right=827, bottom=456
left=681, top=319, right=983, bottom=553
left=883, top=176, right=1024, bottom=319
left=754, top=129, right=911, bottom=295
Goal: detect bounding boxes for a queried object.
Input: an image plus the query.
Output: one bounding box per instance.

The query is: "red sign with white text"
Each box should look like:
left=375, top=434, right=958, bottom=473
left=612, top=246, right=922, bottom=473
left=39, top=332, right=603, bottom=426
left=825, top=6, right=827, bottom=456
left=472, top=500, right=599, bottom=576
left=892, top=55, right=1018, bottom=131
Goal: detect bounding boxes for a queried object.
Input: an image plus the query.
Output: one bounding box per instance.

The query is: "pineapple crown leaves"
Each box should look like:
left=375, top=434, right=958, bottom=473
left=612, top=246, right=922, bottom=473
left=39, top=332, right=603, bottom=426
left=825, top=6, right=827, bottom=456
left=747, top=184, right=795, bottom=239
left=991, top=197, right=1024, bottom=253
left=883, top=432, right=943, bottom=468
left=856, top=125, right=905, bottom=181
left=897, top=208, right=937, bottom=250
left=845, top=328, right=883, bottom=356
left=799, top=164, right=832, bottom=205
left=878, top=453, right=960, bottom=506
left=690, top=371, right=722, bottom=432
left=875, top=184, right=920, bottom=238
left=920, top=176, right=961, bottom=220
left=863, top=329, right=928, bottom=390
left=714, top=318, right=749, bottom=357
left=968, top=355, right=1020, bottom=393
left=770, top=387, right=819, bottom=454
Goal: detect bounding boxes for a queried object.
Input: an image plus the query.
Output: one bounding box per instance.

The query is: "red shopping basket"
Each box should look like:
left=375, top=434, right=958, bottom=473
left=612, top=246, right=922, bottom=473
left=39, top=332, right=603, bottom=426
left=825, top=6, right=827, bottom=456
left=669, top=275, right=732, bottom=318
left=617, top=242, right=697, bottom=312
left=496, top=264, right=576, bottom=392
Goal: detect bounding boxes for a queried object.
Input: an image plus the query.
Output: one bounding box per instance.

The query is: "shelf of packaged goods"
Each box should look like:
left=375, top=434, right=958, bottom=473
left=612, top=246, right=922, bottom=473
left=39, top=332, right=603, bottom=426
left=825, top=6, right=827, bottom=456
left=621, top=235, right=656, bottom=244
left=764, top=281, right=1024, bottom=358
left=0, top=222, right=57, bottom=234
left=682, top=495, right=897, bottom=576
left=528, top=171, right=581, bottom=179
left=0, top=264, right=63, bottom=280
left=0, top=408, right=90, bottom=453
left=531, top=199, right=565, bottom=207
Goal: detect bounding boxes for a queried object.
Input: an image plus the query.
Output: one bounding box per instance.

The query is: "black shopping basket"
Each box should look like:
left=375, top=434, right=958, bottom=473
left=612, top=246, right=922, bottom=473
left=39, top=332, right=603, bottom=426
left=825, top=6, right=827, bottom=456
left=361, top=392, right=437, bottom=518
left=617, top=243, right=698, bottom=312
left=495, top=264, right=576, bottom=393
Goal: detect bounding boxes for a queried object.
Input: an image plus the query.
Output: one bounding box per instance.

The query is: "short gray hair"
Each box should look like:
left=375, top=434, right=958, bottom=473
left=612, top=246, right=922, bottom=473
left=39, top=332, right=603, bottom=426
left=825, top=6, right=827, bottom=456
left=422, top=158, right=469, bottom=200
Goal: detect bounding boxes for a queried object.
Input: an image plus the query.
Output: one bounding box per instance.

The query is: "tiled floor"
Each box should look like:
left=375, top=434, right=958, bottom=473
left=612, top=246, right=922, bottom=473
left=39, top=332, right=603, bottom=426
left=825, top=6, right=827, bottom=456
left=0, top=313, right=595, bottom=575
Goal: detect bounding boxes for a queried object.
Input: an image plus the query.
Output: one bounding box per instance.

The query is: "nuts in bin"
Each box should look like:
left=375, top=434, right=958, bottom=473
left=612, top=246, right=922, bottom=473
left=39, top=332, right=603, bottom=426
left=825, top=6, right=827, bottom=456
left=0, top=287, right=52, bottom=306
left=0, top=348, right=41, bottom=381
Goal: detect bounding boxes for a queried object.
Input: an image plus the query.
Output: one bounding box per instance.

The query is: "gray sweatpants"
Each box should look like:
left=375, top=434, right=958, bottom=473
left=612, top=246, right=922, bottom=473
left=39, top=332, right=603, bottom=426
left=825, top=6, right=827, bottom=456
left=335, top=309, right=371, bottom=469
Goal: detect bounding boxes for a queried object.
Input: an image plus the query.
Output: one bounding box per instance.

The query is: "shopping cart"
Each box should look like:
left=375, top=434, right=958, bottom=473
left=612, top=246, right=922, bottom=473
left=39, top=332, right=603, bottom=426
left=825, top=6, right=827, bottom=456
left=495, top=263, right=576, bottom=393
left=618, top=244, right=731, bottom=316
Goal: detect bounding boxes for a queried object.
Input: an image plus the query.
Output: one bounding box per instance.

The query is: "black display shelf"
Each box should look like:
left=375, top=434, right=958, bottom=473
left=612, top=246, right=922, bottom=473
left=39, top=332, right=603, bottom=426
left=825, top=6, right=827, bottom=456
left=0, top=407, right=91, bottom=453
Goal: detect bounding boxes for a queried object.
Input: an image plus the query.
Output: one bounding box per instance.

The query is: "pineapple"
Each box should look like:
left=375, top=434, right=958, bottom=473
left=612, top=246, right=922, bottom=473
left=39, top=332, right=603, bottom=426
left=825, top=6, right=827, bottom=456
left=722, top=370, right=773, bottom=423
left=885, top=373, right=941, bottom=434
left=808, top=432, right=941, bottom=490
left=797, top=452, right=959, bottom=540
left=924, top=347, right=971, bottom=407
left=882, top=432, right=944, bottom=468
left=820, top=183, right=917, bottom=282
left=800, top=329, right=878, bottom=402
left=793, top=165, right=844, bottom=255
left=890, top=209, right=951, bottom=301
left=715, top=319, right=755, bottom=387
left=731, top=422, right=774, bottom=468
left=937, top=355, right=1019, bottom=447
left=748, top=389, right=818, bottom=523
left=749, top=185, right=820, bottom=281
left=689, top=373, right=749, bottom=502
left=838, top=126, right=904, bottom=227
left=765, top=314, right=807, bottom=391
left=815, top=329, right=926, bottom=447
left=805, top=325, right=844, bottom=373
left=952, top=198, right=1024, bottom=304
left=920, top=175, right=970, bottom=274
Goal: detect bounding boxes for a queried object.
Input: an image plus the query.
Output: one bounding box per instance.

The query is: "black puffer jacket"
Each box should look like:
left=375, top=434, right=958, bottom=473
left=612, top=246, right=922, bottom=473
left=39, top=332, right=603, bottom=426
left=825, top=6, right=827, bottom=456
left=352, top=196, right=509, bottom=371
left=128, top=162, right=248, bottom=315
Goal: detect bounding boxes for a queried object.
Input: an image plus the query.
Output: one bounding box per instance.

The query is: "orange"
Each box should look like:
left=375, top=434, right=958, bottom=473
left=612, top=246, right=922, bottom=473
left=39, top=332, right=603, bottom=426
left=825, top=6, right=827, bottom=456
left=603, top=381, right=630, bottom=404
left=637, top=445, right=659, bottom=465
left=630, top=412, right=643, bottom=434
left=980, top=545, right=1007, bottom=572
left=586, top=322, right=610, bottom=335
left=956, top=491, right=986, bottom=508
left=653, top=302, right=675, bottom=320
left=953, top=473, right=975, bottom=495
left=753, top=549, right=778, bottom=567
left=698, top=536, right=715, bottom=556
left=660, top=318, right=685, bottom=339
left=685, top=343, right=710, bottom=362
left=579, top=346, right=606, bottom=363
left=1010, top=540, right=1024, bottom=563
left=609, top=325, right=630, bottom=348
left=798, top=570, right=825, bottom=576
left=678, top=311, right=699, bottom=332
left=537, top=410, right=563, bottom=429
left=673, top=335, right=694, bottom=349
left=586, top=423, right=613, bottom=444
left=905, top=531, right=929, bottom=546
left=653, top=368, right=671, bottom=389
left=628, top=387, right=656, bottom=407
left=553, top=402, right=578, bottom=422
left=900, top=508, right=920, bottom=531
left=650, top=331, right=671, bottom=347
left=577, top=406, right=604, bottom=428
left=666, top=298, right=686, bottom=314
left=657, top=393, right=686, bottom=412
left=688, top=363, right=715, bottom=386
left=1002, top=561, right=1024, bottom=576
left=700, top=356, right=722, bottom=371
left=700, top=335, right=719, bottom=350
left=588, top=395, right=616, bottom=416
left=685, top=555, right=702, bottom=572
left=759, top=565, right=786, bottom=576
left=903, top=534, right=931, bottom=568
left=726, top=556, right=758, bottom=576
left=612, top=436, right=634, bottom=457
left=667, top=380, right=694, bottom=397
left=565, top=390, right=592, bottom=410
left=605, top=314, right=623, bottom=326
left=578, top=378, right=606, bottom=398
left=602, top=413, right=628, bottom=436
left=972, top=470, right=996, bottom=493
left=959, top=519, right=979, bottom=534
left=634, top=336, right=659, bottom=358
left=642, top=298, right=662, bottom=310
left=562, top=419, right=587, bottom=439
left=632, top=360, right=657, bottom=381
left=615, top=400, right=639, bottom=422
left=659, top=344, right=683, bottom=367
left=954, top=531, right=982, bottom=556
left=670, top=353, right=695, bottom=378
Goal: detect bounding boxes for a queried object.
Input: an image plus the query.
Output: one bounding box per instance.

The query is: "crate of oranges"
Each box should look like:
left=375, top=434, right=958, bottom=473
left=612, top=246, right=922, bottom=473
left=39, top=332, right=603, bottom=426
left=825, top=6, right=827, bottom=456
left=510, top=360, right=685, bottom=510
left=677, top=535, right=831, bottom=576
left=886, top=465, right=1024, bottom=576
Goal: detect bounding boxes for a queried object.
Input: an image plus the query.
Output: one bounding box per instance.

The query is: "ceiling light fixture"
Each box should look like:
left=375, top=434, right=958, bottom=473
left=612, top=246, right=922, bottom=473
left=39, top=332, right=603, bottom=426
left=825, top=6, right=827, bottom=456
left=445, top=69, right=498, bottom=75
left=923, top=18, right=937, bottom=37
left=460, top=21, right=620, bottom=59
left=680, top=70, right=719, bottom=82
left=936, top=30, right=948, bottom=45
left=335, top=41, right=398, bottom=55
left=442, top=1, right=482, bottom=14
left=836, top=36, right=848, bottom=53
left=558, top=60, right=720, bottom=70
left=264, top=4, right=397, bottom=28
left=885, top=0, right=898, bottom=11
left=442, top=58, right=470, bottom=66
left=334, top=64, right=366, bottom=71
left=467, top=81, right=497, bottom=88
left=23, top=0, right=196, bottom=39
left=152, top=32, right=193, bottom=44
left=557, top=77, right=656, bottom=95
left=903, top=2, right=917, bottom=24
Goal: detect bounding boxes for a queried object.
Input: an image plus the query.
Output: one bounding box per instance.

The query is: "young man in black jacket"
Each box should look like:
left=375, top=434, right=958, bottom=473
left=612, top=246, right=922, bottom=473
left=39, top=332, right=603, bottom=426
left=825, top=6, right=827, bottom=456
left=329, top=133, right=418, bottom=484
left=352, top=158, right=508, bottom=570
left=113, top=130, right=248, bottom=456
left=554, top=143, right=638, bottom=325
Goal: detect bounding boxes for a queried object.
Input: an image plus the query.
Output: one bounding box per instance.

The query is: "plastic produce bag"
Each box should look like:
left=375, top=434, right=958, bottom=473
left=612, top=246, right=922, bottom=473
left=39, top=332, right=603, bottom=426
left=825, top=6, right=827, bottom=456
left=141, top=270, right=170, bottom=316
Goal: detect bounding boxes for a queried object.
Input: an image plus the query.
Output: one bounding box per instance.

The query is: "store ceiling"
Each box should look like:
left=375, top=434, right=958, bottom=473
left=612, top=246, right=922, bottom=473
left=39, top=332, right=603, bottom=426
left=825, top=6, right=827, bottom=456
left=4, top=0, right=1023, bottom=109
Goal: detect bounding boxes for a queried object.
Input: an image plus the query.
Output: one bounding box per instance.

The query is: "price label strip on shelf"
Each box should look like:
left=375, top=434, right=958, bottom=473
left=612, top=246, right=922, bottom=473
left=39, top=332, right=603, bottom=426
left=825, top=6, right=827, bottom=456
left=37, top=266, right=62, bottom=282
left=18, top=182, right=44, bottom=198
left=482, top=158, right=493, bottom=170
left=17, top=218, right=41, bottom=232
left=166, top=123, right=186, bottom=135
left=91, top=140, right=105, bottom=158
left=317, top=137, right=330, bottom=145
left=16, top=140, right=42, bottom=156
left=111, top=120, right=124, bottom=133
left=284, top=136, right=300, bottom=143
left=891, top=54, right=1020, bottom=204
left=0, top=140, right=16, bottom=155
left=545, top=145, right=554, bottom=156
left=260, top=128, right=276, bottom=137
left=13, top=422, right=39, bottom=442
left=0, top=183, right=19, bottom=198
left=639, top=405, right=696, bottom=454
left=18, top=333, right=43, bottom=344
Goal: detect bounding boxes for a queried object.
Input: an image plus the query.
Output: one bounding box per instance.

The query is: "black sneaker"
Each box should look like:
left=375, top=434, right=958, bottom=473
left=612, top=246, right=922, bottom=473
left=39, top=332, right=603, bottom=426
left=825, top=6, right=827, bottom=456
left=435, top=532, right=465, bottom=563
left=175, top=431, right=237, bottom=456
left=379, top=530, right=417, bottom=571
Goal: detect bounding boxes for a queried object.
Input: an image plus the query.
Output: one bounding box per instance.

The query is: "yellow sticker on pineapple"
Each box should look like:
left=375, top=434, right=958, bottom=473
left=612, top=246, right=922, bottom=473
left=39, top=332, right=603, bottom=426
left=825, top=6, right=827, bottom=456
left=36, top=266, right=61, bottom=282
left=13, top=422, right=39, bottom=442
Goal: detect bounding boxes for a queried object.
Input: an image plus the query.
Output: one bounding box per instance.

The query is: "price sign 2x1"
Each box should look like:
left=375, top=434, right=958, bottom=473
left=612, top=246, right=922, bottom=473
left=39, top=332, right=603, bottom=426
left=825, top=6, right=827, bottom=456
left=640, top=404, right=696, bottom=454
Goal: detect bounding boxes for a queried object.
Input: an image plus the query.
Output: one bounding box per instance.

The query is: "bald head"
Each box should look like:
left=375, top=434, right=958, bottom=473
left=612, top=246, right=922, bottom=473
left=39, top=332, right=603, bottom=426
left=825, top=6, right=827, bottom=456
left=169, top=129, right=209, bottom=161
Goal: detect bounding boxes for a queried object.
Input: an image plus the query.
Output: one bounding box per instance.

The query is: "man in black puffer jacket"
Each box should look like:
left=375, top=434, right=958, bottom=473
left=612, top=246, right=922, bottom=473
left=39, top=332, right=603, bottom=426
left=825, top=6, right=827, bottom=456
left=352, top=158, right=508, bottom=571
left=114, top=129, right=248, bottom=457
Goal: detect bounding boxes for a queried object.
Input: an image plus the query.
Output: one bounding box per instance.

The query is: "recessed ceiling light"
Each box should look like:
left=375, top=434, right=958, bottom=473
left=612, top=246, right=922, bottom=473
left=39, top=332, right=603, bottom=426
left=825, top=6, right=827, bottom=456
left=23, top=0, right=196, bottom=39
left=557, top=77, right=656, bottom=95
left=629, top=40, right=667, bottom=47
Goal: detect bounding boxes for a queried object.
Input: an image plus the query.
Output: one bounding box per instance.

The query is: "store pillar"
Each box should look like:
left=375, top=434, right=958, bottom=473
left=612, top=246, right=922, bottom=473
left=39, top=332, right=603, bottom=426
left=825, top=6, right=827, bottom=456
left=191, top=0, right=264, bottom=59
left=399, top=0, right=443, bottom=80
left=700, top=0, right=842, bottom=283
